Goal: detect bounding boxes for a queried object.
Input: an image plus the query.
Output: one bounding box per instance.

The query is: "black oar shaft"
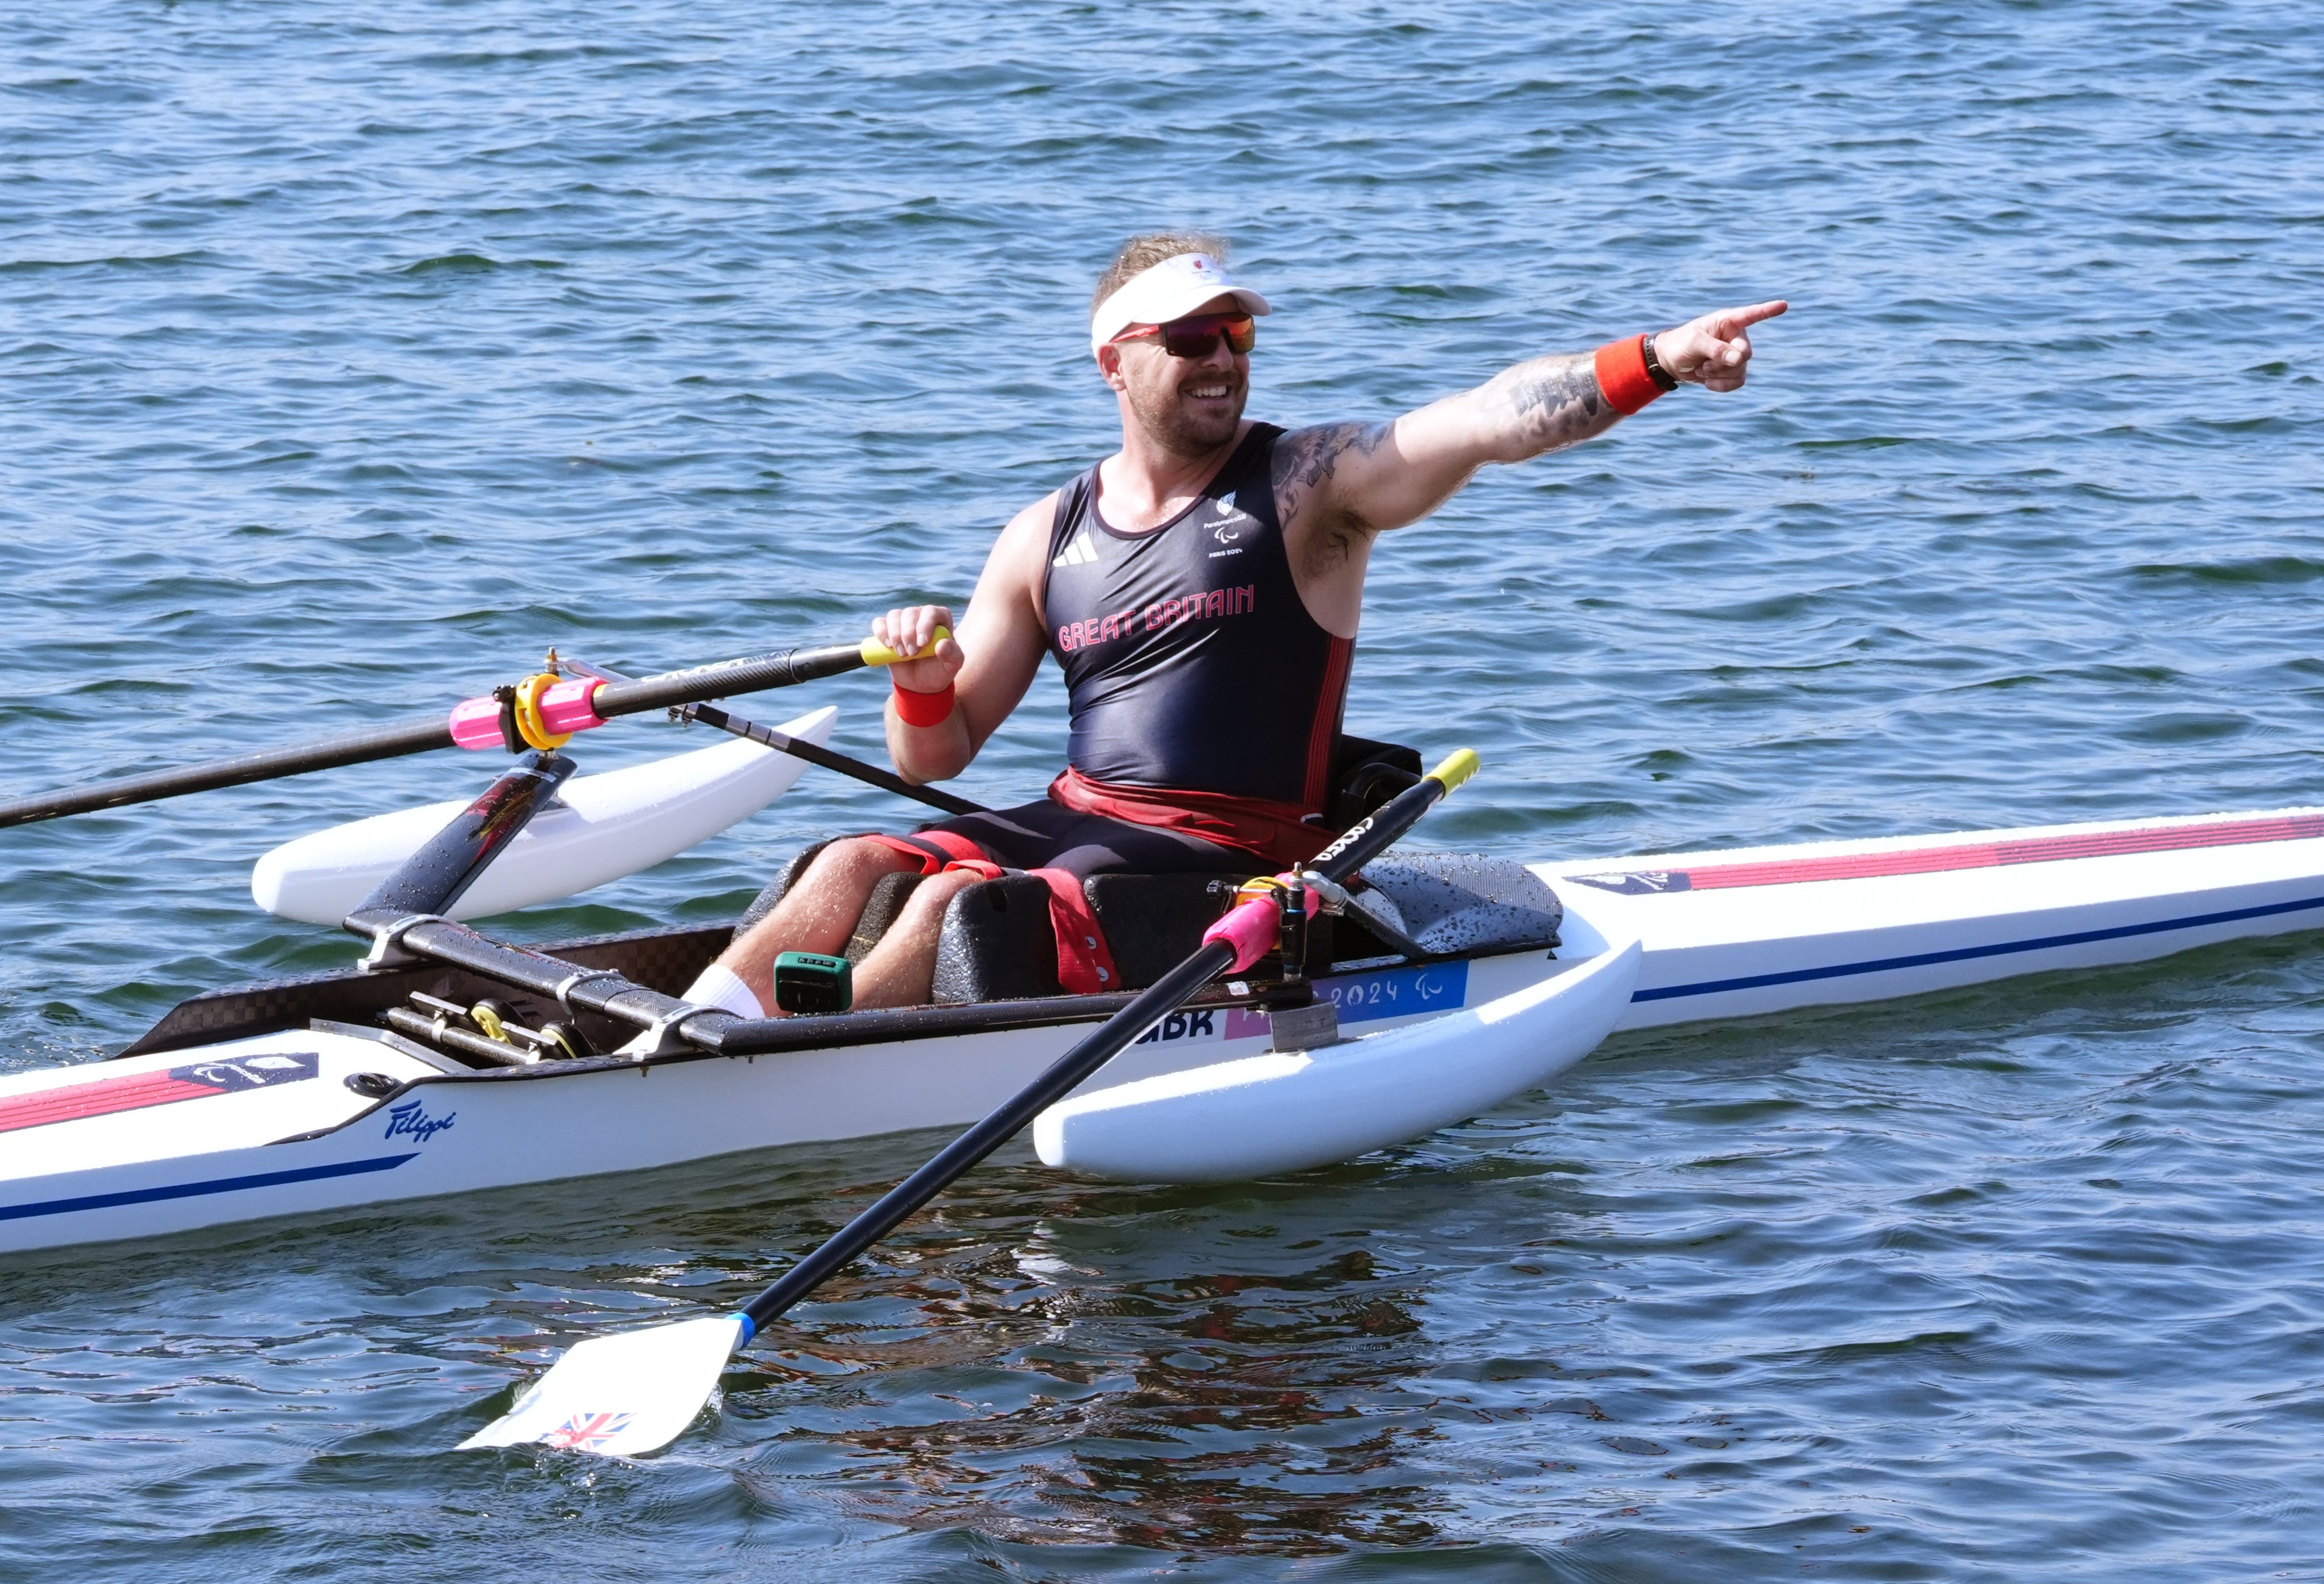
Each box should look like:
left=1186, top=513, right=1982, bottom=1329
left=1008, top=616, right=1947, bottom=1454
left=565, top=657, right=989, bottom=820
left=588, top=643, right=869, bottom=721
left=0, top=640, right=883, bottom=831
left=1300, top=757, right=1466, bottom=886
left=733, top=749, right=1473, bottom=1336
left=0, top=715, right=457, bottom=829
left=685, top=701, right=987, bottom=819
left=741, top=938, right=1237, bottom=1331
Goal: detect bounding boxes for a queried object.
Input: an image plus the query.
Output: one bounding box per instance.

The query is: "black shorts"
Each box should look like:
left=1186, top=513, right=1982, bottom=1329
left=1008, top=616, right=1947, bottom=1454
left=900, top=799, right=1250, bottom=880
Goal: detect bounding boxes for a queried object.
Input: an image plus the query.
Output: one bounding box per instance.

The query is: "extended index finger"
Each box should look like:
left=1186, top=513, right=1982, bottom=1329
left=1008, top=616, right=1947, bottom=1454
left=1719, top=299, right=1789, bottom=333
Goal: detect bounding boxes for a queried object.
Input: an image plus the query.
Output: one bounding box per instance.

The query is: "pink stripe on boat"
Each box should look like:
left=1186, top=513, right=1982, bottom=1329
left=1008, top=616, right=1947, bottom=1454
left=0, top=1071, right=231, bottom=1135
left=1574, top=813, right=2324, bottom=896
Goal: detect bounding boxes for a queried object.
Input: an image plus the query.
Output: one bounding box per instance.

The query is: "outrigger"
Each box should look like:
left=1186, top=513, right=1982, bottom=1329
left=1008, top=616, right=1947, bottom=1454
left=7, top=636, right=2324, bottom=1454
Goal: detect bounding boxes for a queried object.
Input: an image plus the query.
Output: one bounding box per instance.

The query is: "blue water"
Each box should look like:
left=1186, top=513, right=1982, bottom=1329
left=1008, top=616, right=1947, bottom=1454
left=6, top=1, right=2324, bottom=1577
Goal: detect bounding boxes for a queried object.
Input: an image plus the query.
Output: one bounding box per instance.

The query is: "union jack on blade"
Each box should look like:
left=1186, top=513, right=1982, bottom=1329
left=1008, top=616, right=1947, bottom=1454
left=546, top=1411, right=633, bottom=1451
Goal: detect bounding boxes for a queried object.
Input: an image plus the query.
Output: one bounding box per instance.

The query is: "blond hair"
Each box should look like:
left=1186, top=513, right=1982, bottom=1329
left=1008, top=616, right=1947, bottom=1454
left=1092, top=231, right=1231, bottom=316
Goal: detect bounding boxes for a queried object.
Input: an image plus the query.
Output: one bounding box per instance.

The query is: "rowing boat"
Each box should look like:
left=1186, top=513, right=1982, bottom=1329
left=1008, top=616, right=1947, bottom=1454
left=9, top=760, right=2323, bottom=1254
left=19, top=636, right=2311, bottom=1463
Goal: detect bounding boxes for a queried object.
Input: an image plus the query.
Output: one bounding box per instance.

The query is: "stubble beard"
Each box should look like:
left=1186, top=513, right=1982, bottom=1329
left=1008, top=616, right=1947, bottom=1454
left=1126, top=369, right=1247, bottom=458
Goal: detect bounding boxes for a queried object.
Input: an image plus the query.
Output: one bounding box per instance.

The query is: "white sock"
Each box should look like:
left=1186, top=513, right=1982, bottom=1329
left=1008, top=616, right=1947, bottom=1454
left=682, top=961, right=768, bottom=1019
left=620, top=962, right=765, bottom=1053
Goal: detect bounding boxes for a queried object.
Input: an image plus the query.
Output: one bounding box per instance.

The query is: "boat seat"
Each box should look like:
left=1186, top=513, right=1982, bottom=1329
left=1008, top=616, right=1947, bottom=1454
left=929, top=871, right=1354, bottom=1004
left=929, top=874, right=1068, bottom=1003
left=1081, top=871, right=1257, bottom=991
left=1327, top=735, right=1424, bottom=830
left=742, top=842, right=1559, bottom=1006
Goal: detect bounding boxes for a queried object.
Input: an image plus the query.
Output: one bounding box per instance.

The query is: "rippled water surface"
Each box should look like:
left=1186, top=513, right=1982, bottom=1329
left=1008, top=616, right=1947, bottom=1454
left=6, top=1, right=2324, bottom=1578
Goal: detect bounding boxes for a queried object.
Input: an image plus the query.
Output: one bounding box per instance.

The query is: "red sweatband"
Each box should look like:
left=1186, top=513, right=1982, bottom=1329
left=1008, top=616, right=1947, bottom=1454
left=1594, top=334, right=1666, bottom=417
left=890, top=679, right=956, bottom=728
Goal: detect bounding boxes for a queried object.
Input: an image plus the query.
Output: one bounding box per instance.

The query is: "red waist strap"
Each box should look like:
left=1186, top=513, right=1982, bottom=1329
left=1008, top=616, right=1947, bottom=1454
left=1047, top=766, right=1333, bottom=869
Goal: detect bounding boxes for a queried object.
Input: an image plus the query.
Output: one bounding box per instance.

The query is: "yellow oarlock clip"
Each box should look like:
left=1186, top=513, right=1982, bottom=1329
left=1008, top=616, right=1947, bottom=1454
left=511, top=671, right=573, bottom=751
left=469, top=1002, right=510, bottom=1042
left=1233, top=874, right=1295, bottom=908
left=858, top=625, right=953, bottom=670
left=1427, top=748, right=1481, bottom=793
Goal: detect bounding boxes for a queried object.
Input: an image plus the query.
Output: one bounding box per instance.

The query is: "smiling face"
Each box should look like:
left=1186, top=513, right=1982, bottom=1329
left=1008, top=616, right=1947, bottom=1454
left=1098, top=292, right=1250, bottom=458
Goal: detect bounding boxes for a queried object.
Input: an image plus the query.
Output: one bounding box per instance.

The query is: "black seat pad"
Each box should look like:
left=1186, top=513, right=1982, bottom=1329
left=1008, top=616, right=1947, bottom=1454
left=1081, top=871, right=1254, bottom=990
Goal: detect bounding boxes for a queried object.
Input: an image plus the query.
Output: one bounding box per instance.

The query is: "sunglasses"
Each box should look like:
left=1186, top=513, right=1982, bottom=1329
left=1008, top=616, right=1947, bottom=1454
left=1111, top=311, right=1257, bottom=359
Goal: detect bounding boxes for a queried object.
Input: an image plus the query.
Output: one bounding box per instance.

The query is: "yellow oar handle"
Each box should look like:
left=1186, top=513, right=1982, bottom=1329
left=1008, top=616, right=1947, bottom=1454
left=1427, top=747, right=1480, bottom=793
left=857, top=626, right=953, bottom=668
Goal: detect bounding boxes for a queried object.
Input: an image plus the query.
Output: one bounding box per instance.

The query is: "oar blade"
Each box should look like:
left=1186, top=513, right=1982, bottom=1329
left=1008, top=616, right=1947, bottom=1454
left=459, top=1312, right=746, bottom=1457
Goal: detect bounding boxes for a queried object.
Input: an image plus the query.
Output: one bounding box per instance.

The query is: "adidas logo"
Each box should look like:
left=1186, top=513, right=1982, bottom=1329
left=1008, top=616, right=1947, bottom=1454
left=1051, top=531, right=1099, bottom=568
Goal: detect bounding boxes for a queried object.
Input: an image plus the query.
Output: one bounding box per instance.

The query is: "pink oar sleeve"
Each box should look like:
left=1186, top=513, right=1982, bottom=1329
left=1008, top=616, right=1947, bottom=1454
left=1198, top=878, right=1323, bottom=973
left=538, top=677, right=606, bottom=736
left=448, top=695, right=504, bottom=751
left=447, top=678, right=606, bottom=750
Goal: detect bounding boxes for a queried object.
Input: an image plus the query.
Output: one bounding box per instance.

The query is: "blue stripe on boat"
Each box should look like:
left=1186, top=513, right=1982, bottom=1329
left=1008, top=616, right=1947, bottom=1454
left=1633, top=892, right=2324, bottom=1003
left=0, top=1153, right=419, bottom=1223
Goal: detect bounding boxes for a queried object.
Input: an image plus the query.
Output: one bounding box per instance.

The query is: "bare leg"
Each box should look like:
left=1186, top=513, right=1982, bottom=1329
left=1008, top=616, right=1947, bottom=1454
left=718, top=838, right=921, bottom=1010
left=848, top=867, right=983, bottom=1010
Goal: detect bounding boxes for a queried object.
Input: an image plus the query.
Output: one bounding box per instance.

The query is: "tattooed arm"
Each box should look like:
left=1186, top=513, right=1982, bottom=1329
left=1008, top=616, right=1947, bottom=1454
left=1274, top=300, right=1790, bottom=582
left=1272, top=354, right=1612, bottom=544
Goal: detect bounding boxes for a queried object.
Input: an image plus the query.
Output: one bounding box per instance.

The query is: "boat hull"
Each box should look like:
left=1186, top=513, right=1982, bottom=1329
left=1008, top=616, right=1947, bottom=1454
left=1549, top=807, right=2324, bottom=1030
left=14, top=804, right=2324, bottom=1255
left=0, top=953, right=1559, bottom=1257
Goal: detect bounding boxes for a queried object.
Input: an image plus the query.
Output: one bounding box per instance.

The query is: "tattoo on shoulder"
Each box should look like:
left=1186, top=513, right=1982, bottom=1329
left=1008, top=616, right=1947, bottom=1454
left=1271, top=420, right=1392, bottom=499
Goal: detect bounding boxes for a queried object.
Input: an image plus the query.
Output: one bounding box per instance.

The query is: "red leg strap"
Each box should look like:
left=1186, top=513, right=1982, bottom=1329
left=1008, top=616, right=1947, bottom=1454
left=859, top=831, right=989, bottom=874
left=851, top=836, right=1109, bottom=991
left=1029, top=868, right=1121, bottom=994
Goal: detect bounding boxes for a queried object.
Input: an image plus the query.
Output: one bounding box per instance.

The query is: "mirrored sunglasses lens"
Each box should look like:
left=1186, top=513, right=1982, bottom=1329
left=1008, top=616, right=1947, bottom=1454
left=1160, top=314, right=1256, bottom=357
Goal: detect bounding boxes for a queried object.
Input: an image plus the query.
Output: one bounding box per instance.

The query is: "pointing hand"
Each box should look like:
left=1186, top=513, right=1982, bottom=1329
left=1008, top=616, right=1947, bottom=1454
left=1652, top=300, right=1789, bottom=393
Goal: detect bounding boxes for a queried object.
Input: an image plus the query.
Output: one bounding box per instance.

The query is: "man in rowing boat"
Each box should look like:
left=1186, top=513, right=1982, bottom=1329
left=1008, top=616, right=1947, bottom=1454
left=697, top=233, right=1784, bottom=1016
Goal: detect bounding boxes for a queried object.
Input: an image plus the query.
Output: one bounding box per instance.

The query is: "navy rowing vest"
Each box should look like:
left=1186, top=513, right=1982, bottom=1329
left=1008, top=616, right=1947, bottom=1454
left=1042, top=423, right=1354, bottom=810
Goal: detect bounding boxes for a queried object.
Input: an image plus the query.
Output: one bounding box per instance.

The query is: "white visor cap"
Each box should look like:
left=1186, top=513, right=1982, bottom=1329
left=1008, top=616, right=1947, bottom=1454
left=1090, top=253, right=1271, bottom=356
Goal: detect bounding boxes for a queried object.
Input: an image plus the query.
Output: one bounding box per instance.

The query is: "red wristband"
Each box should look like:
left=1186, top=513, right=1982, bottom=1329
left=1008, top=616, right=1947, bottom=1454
left=891, top=679, right=957, bottom=728
left=1594, top=333, right=1666, bottom=417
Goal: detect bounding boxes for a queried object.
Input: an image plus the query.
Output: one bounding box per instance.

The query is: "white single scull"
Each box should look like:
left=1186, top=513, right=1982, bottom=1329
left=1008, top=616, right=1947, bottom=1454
left=8, top=792, right=2324, bottom=1254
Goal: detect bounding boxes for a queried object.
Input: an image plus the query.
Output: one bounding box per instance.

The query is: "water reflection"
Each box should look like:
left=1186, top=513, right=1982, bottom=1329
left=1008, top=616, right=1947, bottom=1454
left=726, top=1198, right=1455, bottom=1552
